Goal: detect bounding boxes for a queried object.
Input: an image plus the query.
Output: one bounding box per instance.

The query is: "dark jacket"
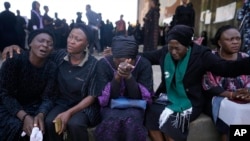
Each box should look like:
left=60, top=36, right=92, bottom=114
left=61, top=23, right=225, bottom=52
left=142, top=44, right=250, bottom=120
left=28, top=10, right=42, bottom=31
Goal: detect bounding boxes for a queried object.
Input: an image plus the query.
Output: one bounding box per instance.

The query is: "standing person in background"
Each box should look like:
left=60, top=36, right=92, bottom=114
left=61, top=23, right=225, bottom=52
left=0, top=1, right=18, bottom=52
left=143, top=0, right=160, bottom=52
left=0, top=29, right=57, bottom=141
left=85, top=4, right=101, bottom=55
left=237, top=0, right=250, bottom=53
left=134, top=20, right=143, bottom=45
left=69, top=19, right=75, bottom=30
left=173, top=0, right=195, bottom=28
left=98, top=13, right=105, bottom=52
left=16, top=10, right=27, bottom=50
left=76, top=12, right=84, bottom=24
left=115, top=14, right=126, bottom=36
left=200, top=30, right=208, bottom=46
left=28, top=1, right=43, bottom=32
left=43, top=5, right=54, bottom=30
left=104, top=19, right=114, bottom=48
left=61, top=19, right=70, bottom=49
left=53, top=12, right=64, bottom=50
left=202, top=25, right=250, bottom=141
left=127, top=21, right=134, bottom=36
left=54, top=12, right=63, bottom=29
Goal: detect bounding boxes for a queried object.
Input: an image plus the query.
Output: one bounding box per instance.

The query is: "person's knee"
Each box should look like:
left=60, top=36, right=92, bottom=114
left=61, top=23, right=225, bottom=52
left=148, top=130, right=165, bottom=141
left=67, top=118, right=88, bottom=130
left=45, top=113, right=56, bottom=129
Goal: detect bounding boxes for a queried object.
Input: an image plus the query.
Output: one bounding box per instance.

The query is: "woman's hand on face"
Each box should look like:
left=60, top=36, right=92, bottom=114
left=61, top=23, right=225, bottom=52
left=2, top=45, right=22, bottom=61
left=53, top=111, right=71, bottom=135
left=117, top=59, right=134, bottom=79
left=33, top=113, right=45, bottom=134
left=22, top=115, right=34, bottom=136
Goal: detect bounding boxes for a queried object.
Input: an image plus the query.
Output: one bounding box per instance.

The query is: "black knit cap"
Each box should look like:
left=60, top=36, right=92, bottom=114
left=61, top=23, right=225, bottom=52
left=111, top=35, right=138, bottom=59
left=166, top=25, right=194, bottom=47
left=28, top=29, right=55, bottom=45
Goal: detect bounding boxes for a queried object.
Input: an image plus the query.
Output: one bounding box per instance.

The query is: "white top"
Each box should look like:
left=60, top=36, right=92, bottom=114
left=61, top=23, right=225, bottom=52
left=218, top=98, right=250, bottom=125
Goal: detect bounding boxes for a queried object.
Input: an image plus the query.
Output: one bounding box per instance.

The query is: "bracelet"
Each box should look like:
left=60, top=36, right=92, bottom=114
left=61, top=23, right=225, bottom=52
left=230, top=92, right=233, bottom=99
left=22, top=114, right=29, bottom=122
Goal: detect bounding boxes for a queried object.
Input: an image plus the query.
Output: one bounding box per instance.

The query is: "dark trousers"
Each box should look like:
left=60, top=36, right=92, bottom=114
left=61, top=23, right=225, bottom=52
left=45, top=105, right=90, bottom=141
left=89, top=28, right=101, bottom=54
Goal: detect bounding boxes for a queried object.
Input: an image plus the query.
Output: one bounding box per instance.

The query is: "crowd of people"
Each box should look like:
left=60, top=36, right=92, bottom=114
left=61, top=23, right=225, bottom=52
left=0, top=0, right=250, bottom=141
left=0, top=1, right=141, bottom=55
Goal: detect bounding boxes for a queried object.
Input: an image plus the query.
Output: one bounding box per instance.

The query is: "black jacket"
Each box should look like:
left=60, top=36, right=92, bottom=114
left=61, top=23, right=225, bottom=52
left=143, top=44, right=250, bottom=120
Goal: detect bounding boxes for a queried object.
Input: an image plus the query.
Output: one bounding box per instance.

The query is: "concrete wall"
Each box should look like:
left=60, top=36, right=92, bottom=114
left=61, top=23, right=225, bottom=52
left=190, top=0, right=243, bottom=48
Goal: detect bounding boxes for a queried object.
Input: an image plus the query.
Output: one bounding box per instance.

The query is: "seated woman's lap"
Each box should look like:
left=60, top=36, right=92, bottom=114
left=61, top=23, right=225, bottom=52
left=0, top=107, right=23, bottom=140
left=216, top=118, right=229, bottom=135
left=145, top=103, right=189, bottom=141
left=45, top=105, right=89, bottom=128
left=145, top=103, right=165, bottom=130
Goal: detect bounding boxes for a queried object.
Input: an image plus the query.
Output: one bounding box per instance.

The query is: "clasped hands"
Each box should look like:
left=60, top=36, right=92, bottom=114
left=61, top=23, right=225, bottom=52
left=116, top=59, right=135, bottom=80
left=232, top=88, right=250, bottom=102
left=21, top=113, right=44, bottom=138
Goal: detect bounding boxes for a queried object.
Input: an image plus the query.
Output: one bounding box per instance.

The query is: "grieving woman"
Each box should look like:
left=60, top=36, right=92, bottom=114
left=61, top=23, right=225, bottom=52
left=0, top=29, right=57, bottom=141
left=143, top=25, right=250, bottom=141
left=94, top=36, right=154, bottom=141
left=202, top=25, right=250, bottom=141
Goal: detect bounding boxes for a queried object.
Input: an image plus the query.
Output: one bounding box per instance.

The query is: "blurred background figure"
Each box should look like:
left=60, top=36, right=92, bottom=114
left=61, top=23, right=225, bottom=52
left=0, top=1, right=18, bottom=52
left=115, top=14, right=126, bottom=36
left=143, top=0, right=160, bottom=52
left=43, top=5, right=54, bottom=30
left=172, top=0, right=195, bottom=28
left=28, top=1, right=43, bottom=31
left=237, top=0, right=250, bottom=53
left=85, top=4, right=101, bottom=55
left=16, top=9, right=27, bottom=50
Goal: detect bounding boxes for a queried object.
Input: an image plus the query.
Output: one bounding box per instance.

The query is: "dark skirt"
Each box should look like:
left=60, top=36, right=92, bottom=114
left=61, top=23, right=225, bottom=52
left=0, top=107, right=22, bottom=141
left=94, top=107, right=147, bottom=141
left=0, top=104, right=38, bottom=141
left=145, top=103, right=197, bottom=141
left=216, top=118, right=229, bottom=135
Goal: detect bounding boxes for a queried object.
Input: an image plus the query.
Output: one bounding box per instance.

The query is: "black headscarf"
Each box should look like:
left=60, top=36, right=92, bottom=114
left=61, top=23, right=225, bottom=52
left=28, top=29, right=55, bottom=45
left=111, top=36, right=138, bottom=59
left=72, top=23, right=93, bottom=44
left=166, top=25, right=194, bottom=47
